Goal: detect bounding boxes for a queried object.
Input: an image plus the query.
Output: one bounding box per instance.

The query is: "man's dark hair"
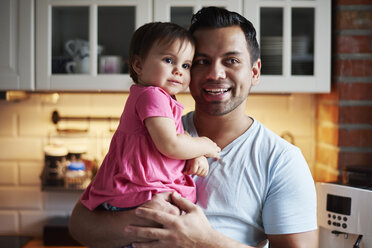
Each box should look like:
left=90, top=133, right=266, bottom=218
left=189, top=7, right=260, bottom=66
left=128, top=22, right=195, bottom=83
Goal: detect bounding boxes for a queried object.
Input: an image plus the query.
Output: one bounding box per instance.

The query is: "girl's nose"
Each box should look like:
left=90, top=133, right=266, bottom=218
left=173, top=67, right=183, bottom=77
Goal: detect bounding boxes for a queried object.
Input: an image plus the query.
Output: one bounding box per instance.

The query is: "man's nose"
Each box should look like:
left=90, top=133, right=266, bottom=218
left=206, top=62, right=226, bottom=80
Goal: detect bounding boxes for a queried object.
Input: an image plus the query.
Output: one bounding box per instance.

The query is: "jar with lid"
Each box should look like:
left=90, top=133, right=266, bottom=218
left=44, top=144, right=68, bottom=186
left=64, top=161, right=87, bottom=189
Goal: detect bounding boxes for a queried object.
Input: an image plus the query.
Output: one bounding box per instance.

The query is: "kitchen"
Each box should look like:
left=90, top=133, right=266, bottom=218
left=0, top=0, right=371, bottom=247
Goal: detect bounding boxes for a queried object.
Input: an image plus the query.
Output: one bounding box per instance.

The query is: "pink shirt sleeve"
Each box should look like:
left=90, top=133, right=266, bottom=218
left=136, top=87, right=175, bottom=123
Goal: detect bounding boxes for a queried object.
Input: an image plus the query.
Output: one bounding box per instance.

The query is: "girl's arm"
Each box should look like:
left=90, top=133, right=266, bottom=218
left=145, top=117, right=220, bottom=160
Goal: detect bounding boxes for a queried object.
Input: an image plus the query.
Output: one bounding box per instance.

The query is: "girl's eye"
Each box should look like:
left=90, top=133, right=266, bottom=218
left=163, top=57, right=173, bottom=64
left=182, top=63, right=191, bottom=69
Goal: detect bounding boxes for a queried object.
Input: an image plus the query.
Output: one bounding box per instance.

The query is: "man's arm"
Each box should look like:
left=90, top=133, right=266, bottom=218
left=267, top=230, right=318, bottom=248
left=126, top=193, right=318, bottom=248
left=125, top=193, right=256, bottom=248
left=68, top=201, right=144, bottom=248
left=68, top=193, right=178, bottom=248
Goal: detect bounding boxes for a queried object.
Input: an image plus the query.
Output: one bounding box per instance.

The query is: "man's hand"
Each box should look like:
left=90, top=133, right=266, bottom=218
left=125, top=192, right=215, bottom=248
left=183, top=156, right=209, bottom=177
left=140, top=192, right=181, bottom=216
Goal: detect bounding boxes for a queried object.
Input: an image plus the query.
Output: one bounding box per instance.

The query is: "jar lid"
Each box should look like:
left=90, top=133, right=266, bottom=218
left=68, top=161, right=85, bottom=171
left=67, top=144, right=87, bottom=154
left=44, top=145, right=68, bottom=156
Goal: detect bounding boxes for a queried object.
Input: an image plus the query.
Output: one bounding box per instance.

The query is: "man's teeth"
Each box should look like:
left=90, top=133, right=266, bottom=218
left=205, top=89, right=229, bottom=95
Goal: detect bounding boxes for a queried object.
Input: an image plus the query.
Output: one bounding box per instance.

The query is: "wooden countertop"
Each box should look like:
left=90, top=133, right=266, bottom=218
left=23, top=239, right=86, bottom=248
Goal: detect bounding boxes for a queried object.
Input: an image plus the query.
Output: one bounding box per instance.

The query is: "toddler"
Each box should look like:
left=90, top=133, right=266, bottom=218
left=81, top=22, right=220, bottom=212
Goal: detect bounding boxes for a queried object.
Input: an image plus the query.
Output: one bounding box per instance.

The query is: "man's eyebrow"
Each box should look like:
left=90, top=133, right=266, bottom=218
left=224, top=51, right=242, bottom=56
left=194, top=51, right=242, bottom=57
left=194, top=52, right=208, bottom=58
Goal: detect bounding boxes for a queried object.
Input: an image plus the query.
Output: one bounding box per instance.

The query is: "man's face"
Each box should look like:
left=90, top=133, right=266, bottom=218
left=190, top=26, right=261, bottom=116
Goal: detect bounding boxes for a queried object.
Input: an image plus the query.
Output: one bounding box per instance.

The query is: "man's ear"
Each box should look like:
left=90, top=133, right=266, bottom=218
left=251, top=59, right=261, bottom=86
left=132, top=55, right=143, bottom=75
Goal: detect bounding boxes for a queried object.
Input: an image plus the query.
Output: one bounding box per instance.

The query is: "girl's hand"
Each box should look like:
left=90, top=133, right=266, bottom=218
left=200, top=137, right=221, bottom=159
left=183, top=156, right=209, bottom=177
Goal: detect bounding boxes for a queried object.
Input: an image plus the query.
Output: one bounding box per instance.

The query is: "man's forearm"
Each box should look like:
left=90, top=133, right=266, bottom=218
left=68, top=201, right=152, bottom=248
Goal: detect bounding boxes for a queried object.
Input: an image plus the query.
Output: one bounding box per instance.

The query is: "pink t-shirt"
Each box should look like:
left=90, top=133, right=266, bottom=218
left=81, top=85, right=196, bottom=210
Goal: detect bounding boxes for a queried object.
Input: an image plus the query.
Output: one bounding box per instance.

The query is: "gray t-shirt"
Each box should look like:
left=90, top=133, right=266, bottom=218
left=182, top=112, right=317, bottom=246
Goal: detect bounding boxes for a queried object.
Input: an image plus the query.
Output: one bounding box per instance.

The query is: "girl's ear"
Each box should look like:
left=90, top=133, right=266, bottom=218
left=132, top=55, right=143, bottom=75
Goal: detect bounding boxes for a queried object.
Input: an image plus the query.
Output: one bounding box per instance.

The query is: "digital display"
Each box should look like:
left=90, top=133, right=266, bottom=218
left=326, top=194, right=351, bottom=215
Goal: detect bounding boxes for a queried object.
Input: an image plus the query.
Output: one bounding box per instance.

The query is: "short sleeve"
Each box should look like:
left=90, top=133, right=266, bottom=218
left=136, top=87, right=174, bottom=123
left=262, top=148, right=317, bottom=234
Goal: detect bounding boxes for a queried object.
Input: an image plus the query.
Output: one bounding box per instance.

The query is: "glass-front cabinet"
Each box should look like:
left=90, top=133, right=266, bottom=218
left=246, top=0, right=331, bottom=93
left=2, top=0, right=330, bottom=92
left=36, top=0, right=152, bottom=91
left=154, top=0, right=242, bottom=28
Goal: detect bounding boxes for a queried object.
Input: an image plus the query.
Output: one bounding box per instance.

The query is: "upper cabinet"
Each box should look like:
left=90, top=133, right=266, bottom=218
left=0, top=0, right=34, bottom=90
left=0, top=0, right=330, bottom=93
left=36, top=0, right=152, bottom=91
left=154, top=0, right=242, bottom=27
left=246, top=0, right=331, bottom=93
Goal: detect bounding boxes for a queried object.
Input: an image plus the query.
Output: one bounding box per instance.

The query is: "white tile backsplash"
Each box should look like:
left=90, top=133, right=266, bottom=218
left=0, top=111, right=18, bottom=136
left=43, top=191, right=82, bottom=212
left=0, top=137, right=43, bottom=160
left=0, top=92, right=316, bottom=236
left=19, top=109, right=52, bottom=136
left=19, top=161, right=43, bottom=186
left=20, top=210, right=67, bottom=237
left=0, top=187, right=42, bottom=209
left=0, top=210, right=19, bottom=234
left=0, top=161, right=18, bottom=185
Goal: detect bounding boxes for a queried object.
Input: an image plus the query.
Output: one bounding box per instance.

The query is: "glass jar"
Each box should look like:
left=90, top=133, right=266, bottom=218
left=64, top=161, right=86, bottom=189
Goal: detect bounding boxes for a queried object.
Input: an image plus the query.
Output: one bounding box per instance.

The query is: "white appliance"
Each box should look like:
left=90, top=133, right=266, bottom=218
left=317, top=182, right=372, bottom=248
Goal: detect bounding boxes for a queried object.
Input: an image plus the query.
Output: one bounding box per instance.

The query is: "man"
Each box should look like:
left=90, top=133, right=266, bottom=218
left=69, top=7, right=317, bottom=248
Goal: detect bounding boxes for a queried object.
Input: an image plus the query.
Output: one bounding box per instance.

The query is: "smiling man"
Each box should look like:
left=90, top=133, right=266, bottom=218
left=69, top=7, right=318, bottom=248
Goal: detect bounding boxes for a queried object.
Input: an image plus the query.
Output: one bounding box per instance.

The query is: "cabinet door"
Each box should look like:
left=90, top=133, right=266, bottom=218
left=245, top=0, right=331, bottom=93
left=36, top=0, right=152, bottom=91
left=154, top=0, right=242, bottom=27
left=0, top=0, right=34, bottom=90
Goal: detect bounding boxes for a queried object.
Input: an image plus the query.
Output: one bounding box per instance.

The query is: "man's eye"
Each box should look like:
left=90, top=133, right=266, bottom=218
left=182, top=63, right=191, bottom=69
left=226, top=58, right=239, bottom=64
left=193, top=59, right=208, bottom=65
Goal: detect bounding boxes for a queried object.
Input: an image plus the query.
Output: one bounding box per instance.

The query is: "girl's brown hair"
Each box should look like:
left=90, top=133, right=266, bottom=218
left=128, top=22, right=195, bottom=83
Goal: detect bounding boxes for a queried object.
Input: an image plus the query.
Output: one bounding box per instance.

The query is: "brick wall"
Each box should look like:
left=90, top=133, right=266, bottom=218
left=315, top=0, right=372, bottom=182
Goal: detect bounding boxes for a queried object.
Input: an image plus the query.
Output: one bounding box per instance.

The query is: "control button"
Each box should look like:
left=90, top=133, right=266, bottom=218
left=328, top=220, right=332, bottom=225
left=333, top=222, right=337, bottom=226
left=337, top=216, right=341, bottom=220
left=333, top=215, right=336, bottom=219
left=328, top=214, right=331, bottom=218
left=343, top=217, right=348, bottom=222
left=342, top=223, right=347, bottom=229
left=337, top=223, right=341, bottom=227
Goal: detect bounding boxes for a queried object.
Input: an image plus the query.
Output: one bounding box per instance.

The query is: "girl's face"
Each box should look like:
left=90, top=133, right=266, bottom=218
left=134, top=39, right=195, bottom=96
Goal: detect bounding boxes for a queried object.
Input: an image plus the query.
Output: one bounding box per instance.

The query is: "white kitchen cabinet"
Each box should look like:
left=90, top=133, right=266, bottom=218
left=246, top=0, right=331, bottom=93
left=0, top=0, right=34, bottom=90
left=2, top=0, right=330, bottom=93
left=154, top=0, right=242, bottom=28
left=36, top=0, right=152, bottom=91
left=155, top=0, right=330, bottom=93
